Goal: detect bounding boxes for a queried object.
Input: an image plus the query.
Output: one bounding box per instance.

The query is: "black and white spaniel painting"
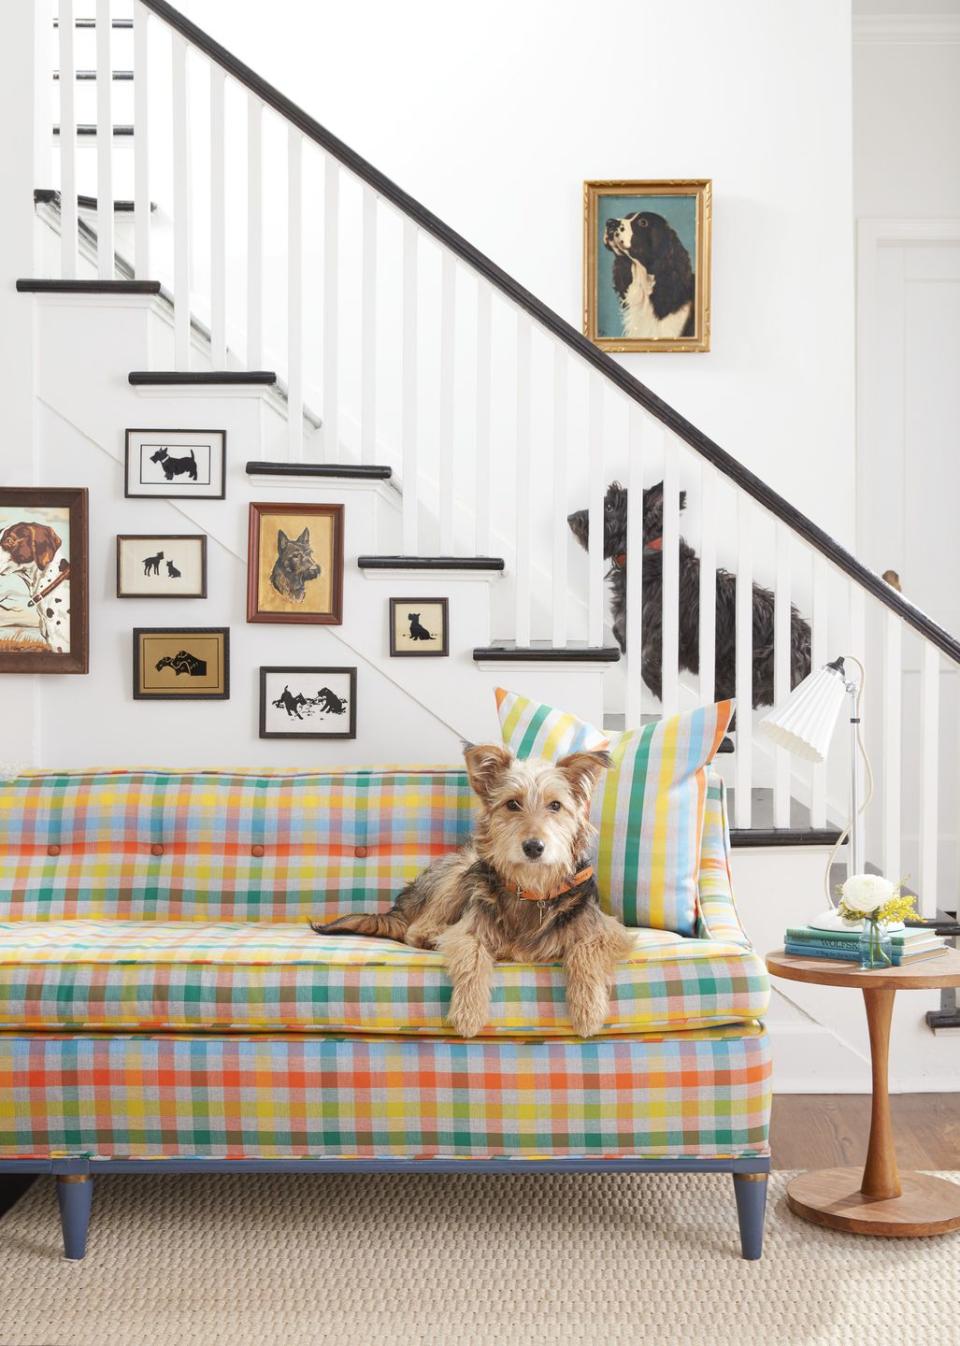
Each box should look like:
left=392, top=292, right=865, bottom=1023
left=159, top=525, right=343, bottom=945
left=584, top=181, right=711, bottom=352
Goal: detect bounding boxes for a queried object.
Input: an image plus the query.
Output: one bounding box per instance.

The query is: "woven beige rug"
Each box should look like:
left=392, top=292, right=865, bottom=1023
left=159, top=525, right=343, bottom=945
left=1, top=1170, right=957, bottom=1346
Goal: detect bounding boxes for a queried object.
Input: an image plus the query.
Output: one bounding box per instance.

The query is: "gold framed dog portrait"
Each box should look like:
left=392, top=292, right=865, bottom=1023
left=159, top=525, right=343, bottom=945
left=247, top=503, right=344, bottom=625
left=583, top=179, right=712, bottom=353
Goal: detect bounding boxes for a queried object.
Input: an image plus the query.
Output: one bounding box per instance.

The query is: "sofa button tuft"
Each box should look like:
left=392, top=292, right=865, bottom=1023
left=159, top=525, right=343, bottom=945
left=251, top=844, right=265, bottom=858
left=150, top=844, right=164, bottom=857
left=354, top=845, right=368, bottom=859
left=47, top=844, right=61, bottom=857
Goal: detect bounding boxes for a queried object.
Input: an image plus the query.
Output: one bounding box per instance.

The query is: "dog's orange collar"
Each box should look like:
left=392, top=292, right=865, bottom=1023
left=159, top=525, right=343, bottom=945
left=515, top=865, right=594, bottom=903
left=612, top=538, right=661, bottom=570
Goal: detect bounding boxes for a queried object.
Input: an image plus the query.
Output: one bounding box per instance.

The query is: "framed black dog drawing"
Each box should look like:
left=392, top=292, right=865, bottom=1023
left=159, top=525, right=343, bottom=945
left=259, top=666, right=357, bottom=739
left=247, top=503, right=344, bottom=625
left=389, top=597, right=449, bottom=657
left=133, top=628, right=229, bottom=700
left=124, top=429, right=226, bottom=499
left=583, top=180, right=711, bottom=353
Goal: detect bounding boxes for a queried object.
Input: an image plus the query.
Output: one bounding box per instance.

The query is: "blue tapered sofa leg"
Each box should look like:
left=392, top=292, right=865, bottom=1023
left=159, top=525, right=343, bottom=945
left=56, top=1175, right=93, bottom=1260
left=733, top=1172, right=767, bottom=1260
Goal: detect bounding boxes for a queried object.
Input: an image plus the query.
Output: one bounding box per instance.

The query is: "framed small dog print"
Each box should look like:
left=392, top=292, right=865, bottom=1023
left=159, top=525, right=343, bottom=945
left=247, top=502, right=344, bottom=624
left=583, top=180, right=712, bottom=353
left=0, top=486, right=88, bottom=675
left=389, top=597, right=449, bottom=657
left=260, top=666, right=357, bottom=739
left=133, top=627, right=229, bottom=700
left=117, top=534, right=207, bottom=598
left=124, top=429, right=226, bottom=499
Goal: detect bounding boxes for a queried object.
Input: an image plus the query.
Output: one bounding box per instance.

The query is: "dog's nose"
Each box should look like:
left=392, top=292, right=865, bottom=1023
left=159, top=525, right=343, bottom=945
left=522, top=838, right=545, bottom=860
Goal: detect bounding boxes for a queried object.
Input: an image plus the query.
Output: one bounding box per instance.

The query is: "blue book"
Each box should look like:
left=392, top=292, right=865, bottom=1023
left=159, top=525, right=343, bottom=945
left=784, top=939, right=942, bottom=966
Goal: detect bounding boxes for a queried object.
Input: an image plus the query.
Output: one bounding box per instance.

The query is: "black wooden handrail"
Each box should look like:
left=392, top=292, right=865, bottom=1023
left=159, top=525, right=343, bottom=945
left=139, top=0, right=960, bottom=666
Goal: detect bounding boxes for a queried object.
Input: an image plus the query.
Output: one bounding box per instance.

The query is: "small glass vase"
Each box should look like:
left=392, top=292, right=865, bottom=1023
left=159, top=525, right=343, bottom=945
left=858, top=917, right=893, bottom=970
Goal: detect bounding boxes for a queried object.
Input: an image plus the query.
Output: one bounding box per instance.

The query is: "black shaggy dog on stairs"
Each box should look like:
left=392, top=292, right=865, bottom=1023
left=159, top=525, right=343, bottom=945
left=567, top=481, right=811, bottom=707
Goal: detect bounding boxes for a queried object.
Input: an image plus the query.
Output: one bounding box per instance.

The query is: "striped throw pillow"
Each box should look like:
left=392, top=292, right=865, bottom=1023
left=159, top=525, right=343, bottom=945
left=497, top=693, right=733, bottom=935
left=493, top=687, right=608, bottom=760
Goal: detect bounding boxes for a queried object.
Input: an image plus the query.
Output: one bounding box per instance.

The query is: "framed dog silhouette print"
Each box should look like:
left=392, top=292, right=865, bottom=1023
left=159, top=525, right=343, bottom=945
left=247, top=503, right=344, bottom=624
left=389, top=597, right=449, bottom=657
left=583, top=180, right=712, bottom=353
left=133, top=627, right=229, bottom=700
left=259, top=665, right=357, bottom=739
left=0, top=486, right=88, bottom=674
left=124, top=429, right=226, bottom=499
left=117, top=534, right=207, bottom=599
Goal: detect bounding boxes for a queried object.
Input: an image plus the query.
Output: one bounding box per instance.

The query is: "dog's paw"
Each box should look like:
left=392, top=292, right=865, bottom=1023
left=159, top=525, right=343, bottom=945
left=448, top=996, right=488, bottom=1039
left=568, top=993, right=609, bottom=1039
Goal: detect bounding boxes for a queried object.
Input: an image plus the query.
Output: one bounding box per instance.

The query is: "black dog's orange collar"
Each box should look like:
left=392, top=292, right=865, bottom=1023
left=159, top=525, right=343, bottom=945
left=612, top=538, right=661, bottom=570
left=516, top=865, right=594, bottom=903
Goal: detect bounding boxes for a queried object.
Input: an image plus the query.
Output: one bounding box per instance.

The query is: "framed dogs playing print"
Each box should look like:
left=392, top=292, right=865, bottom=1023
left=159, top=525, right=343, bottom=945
left=0, top=487, right=88, bottom=674
left=247, top=503, right=344, bottom=625
left=117, top=534, right=207, bottom=599
left=583, top=180, right=712, bottom=353
left=259, top=666, right=357, bottom=739
left=133, top=628, right=229, bottom=700
left=125, top=429, right=226, bottom=499
left=389, top=598, right=449, bottom=657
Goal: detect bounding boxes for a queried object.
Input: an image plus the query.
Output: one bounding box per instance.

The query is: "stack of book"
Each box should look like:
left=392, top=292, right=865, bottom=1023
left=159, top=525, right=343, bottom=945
left=784, top=924, right=946, bottom=965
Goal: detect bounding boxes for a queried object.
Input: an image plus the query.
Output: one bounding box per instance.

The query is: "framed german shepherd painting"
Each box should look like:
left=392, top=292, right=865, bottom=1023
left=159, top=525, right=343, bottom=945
left=246, top=503, right=344, bottom=625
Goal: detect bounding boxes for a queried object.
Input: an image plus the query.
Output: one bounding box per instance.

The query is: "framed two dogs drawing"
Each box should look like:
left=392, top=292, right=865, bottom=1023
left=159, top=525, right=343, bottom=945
left=583, top=179, right=712, bottom=353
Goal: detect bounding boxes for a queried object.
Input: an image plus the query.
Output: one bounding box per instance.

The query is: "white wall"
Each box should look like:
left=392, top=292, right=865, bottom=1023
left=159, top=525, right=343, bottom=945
left=173, top=0, right=857, bottom=545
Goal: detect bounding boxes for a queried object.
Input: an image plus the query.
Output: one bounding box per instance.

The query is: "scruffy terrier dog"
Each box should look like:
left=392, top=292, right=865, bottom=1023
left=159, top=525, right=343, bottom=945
left=568, top=481, right=811, bottom=707
left=314, top=744, right=633, bottom=1038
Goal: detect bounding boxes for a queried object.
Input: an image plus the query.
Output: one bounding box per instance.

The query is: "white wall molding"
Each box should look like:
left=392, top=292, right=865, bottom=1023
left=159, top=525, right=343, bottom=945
left=853, top=15, right=960, bottom=45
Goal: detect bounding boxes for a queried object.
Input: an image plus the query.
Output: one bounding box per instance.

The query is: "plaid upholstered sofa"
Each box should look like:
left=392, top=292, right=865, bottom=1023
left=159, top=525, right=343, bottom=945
left=0, top=766, right=771, bottom=1260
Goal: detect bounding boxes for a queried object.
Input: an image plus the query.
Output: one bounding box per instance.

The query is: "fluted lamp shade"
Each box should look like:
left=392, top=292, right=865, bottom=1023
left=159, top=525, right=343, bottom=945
left=759, top=657, right=848, bottom=763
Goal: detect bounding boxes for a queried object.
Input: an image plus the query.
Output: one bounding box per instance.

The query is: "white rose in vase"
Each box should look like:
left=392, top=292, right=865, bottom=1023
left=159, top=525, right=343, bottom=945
left=840, top=873, right=895, bottom=917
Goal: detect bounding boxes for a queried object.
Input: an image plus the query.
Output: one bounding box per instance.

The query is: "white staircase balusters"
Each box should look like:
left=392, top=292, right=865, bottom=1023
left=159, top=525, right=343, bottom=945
left=919, top=641, right=940, bottom=916
left=773, top=525, right=792, bottom=828
left=401, top=216, right=419, bottom=553
left=735, top=494, right=754, bottom=828
left=810, top=555, right=830, bottom=830
left=661, top=435, right=680, bottom=717
left=587, top=379, right=604, bottom=647
left=514, top=316, right=532, bottom=644
left=133, top=0, right=149, bottom=279
left=882, top=609, right=903, bottom=883
left=360, top=186, right=378, bottom=467
left=322, top=155, right=339, bottom=459
left=208, top=62, right=226, bottom=366
left=58, top=0, right=78, bottom=278
left=246, top=92, right=263, bottom=369
left=625, top=411, right=645, bottom=726
left=95, top=0, right=114, bottom=278
left=474, top=282, right=492, bottom=557
left=286, top=125, right=303, bottom=462
left=438, top=252, right=456, bottom=553
left=171, top=31, right=189, bottom=367
left=698, top=460, right=717, bottom=706
left=551, top=344, right=569, bottom=650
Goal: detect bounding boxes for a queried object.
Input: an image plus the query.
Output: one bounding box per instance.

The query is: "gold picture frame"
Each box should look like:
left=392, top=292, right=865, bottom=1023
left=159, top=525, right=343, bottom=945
left=583, top=179, right=712, bottom=353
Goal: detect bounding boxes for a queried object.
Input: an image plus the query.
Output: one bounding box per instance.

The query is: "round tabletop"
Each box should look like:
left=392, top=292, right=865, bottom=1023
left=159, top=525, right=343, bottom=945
left=766, top=946, right=960, bottom=991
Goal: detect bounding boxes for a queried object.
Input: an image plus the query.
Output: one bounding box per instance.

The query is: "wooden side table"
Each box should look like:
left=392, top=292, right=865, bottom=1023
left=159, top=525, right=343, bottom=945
left=766, top=947, right=960, bottom=1237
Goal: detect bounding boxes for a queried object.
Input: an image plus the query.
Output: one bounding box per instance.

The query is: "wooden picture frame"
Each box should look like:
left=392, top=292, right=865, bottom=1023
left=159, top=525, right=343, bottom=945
left=124, top=428, right=227, bottom=499
left=583, top=179, right=712, bottom=353
left=116, top=534, right=208, bottom=599
left=389, top=597, right=449, bottom=657
left=259, top=666, right=357, bottom=739
left=246, top=502, right=344, bottom=625
left=133, top=627, right=230, bottom=700
left=0, top=486, right=88, bottom=674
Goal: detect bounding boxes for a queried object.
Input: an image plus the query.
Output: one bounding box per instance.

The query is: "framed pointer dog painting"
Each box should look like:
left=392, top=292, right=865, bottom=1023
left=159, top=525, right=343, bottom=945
left=247, top=503, right=344, bottom=624
left=583, top=179, right=711, bottom=353
left=0, top=487, right=88, bottom=674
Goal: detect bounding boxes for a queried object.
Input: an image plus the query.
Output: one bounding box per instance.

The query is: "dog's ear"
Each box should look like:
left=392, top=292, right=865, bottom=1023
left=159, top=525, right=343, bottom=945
left=277, top=529, right=289, bottom=553
left=463, top=742, right=513, bottom=800
left=296, top=527, right=310, bottom=545
left=27, top=525, right=61, bottom=571
left=556, top=749, right=612, bottom=803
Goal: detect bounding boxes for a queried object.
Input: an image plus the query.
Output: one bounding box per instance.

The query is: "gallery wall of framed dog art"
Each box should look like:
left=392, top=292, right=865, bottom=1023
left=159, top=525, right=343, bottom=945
left=117, top=534, right=207, bottom=599
left=0, top=486, right=89, bottom=674
left=133, top=627, right=230, bottom=700
left=124, top=429, right=227, bottom=499
left=389, top=598, right=449, bottom=657
left=247, top=503, right=344, bottom=625
left=259, top=666, right=357, bottom=739
left=583, top=179, right=712, bottom=353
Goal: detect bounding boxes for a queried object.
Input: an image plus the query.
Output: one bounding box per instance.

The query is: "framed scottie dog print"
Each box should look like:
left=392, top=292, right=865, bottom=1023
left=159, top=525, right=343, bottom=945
left=124, top=429, right=226, bottom=499
left=389, top=597, right=449, bottom=657
left=0, top=487, right=88, bottom=674
left=259, top=666, right=357, bottom=739
left=117, top=534, right=207, bottom=598
left=247, top=503, right=344, bottom=624
left=133, top=627, right=229, bottom=700
left=583, top=180, right=712, bottom=353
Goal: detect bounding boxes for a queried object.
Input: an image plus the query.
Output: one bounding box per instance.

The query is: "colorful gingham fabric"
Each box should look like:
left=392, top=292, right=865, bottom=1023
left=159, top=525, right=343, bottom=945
left=0, top=920, right=768, bottom=1035
left=697, top=773, right=749, bottom=946
left=0, top=767, right=478, bottom=921
left=499, top=697, right=735, bottom=935
left=0, top=1027, right=772, bottom=1161
left=494, top=687, right=608, bottom=759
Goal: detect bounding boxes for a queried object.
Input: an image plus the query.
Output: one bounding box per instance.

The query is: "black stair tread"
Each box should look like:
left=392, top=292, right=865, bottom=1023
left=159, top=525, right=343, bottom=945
left=34, top=188, right=156, bottom=213
left=54, top=70, right=134, bottom=79
left=54, top=125, right=135, bottom=136
left=246, top=461, right=392, bottom=480
left=473, top=644, right=621, bottom=663
left=129, top=370, right=277, bottom=386
left=728, top=828, right=843, bottom=848
left=359, top=555, right=505, bottom=571
left=54, top=17, right=134, bottom=26
left=17, top=278, right=161, bottom=294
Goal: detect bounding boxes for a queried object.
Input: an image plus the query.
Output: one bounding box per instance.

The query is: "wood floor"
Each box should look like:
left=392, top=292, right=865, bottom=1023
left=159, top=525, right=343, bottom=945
left=1, top=1095, right=957, bottom=1224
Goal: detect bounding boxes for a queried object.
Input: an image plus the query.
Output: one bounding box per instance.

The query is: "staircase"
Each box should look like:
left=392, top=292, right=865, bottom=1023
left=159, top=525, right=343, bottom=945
left=12, top=0, right=960, bottom=937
